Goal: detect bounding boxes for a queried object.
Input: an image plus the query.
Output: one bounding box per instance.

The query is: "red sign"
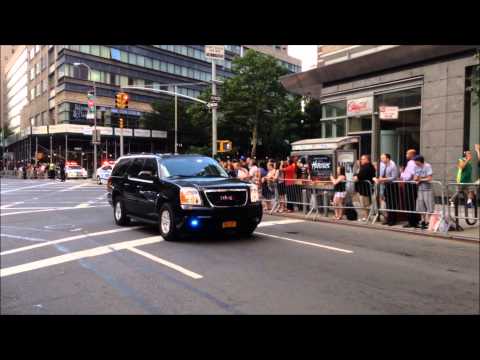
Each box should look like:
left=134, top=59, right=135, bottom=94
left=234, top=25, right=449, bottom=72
left=87, top=100, right=94, bottom=108
left=347, top=97, right=373, bottom=116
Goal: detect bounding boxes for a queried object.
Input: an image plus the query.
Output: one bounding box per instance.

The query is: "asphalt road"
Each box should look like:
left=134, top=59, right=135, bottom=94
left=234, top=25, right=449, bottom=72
left=1, top=177, right=479, bottom=314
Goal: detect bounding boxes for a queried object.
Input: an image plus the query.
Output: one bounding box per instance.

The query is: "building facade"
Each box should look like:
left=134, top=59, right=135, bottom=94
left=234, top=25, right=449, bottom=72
left=3, top=45, right=301, bottom=172
left=282, top=45, right=480, bottom=183
left=317, top=45, right=398, bottom=67
left=1, top=45, right=18, bottom=135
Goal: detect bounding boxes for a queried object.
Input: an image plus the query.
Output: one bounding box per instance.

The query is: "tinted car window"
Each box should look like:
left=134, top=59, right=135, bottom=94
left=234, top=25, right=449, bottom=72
left=142, top=158, right=158, bottom=177
left=160, top=157, right=228, bottom=178
left=126, top=158, right=145, bottom=177
left=111, top=158, right=131, bottom=177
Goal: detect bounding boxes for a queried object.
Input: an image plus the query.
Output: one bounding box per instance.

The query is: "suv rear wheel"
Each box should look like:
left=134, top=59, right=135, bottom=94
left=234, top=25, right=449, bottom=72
left=238, top=223, right=258, bottom=237
left=159, top=203, right=178, bottom=241
left=114, top=196, right=130, bottom=226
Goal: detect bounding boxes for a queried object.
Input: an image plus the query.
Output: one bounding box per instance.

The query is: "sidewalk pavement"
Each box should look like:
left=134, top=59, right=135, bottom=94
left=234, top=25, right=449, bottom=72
left=269, top=209, right=480, bottom=243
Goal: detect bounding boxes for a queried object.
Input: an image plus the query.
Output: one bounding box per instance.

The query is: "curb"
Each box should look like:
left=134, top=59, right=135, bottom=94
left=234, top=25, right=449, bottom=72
left=268, top=212, right=480, bottom=244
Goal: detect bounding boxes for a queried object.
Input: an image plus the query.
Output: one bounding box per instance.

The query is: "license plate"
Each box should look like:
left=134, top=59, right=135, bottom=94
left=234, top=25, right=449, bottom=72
left=222, top=221, right=237, bottom=229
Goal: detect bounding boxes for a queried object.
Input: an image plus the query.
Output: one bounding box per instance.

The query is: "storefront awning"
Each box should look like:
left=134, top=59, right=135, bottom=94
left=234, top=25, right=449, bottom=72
left=291, top=136, right=359, bottom=151
left=280, top=45, right=479, bottom=98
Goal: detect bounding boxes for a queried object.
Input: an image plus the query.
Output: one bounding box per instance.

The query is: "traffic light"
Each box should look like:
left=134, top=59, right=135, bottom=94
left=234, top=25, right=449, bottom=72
left=119, top=118, right=124, bottom=129
left=115, top=92, right=129, bottom=109
left=217, top=140, right=232, bottom=153
left=115, top=93, right=123, bottom=109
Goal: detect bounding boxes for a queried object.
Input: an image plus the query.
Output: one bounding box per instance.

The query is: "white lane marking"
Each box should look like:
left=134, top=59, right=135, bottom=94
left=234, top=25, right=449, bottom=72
left=0, top=226, right=142, bottom=256
left=1, top=234, right=45, bottom=242
left=0, top=205, right=110, bottom=217
left=59, top=182, right=92, bottom=192
left=0, top=182, right=56, bottom=194
left=0, top=236, right=163, bottom=278
left=257, top=219, right=306, bottom=227
left=254, top=231, right=354, bottom=254
left=0, top=201, right=25, bottom=209
left=127, top=247, right=203, bottom=280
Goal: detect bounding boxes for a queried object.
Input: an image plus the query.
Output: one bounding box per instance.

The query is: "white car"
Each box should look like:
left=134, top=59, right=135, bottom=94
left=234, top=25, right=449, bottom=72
left=96, top=164, right=113, bottom=184
left=65, top=164, right=88, bottom=179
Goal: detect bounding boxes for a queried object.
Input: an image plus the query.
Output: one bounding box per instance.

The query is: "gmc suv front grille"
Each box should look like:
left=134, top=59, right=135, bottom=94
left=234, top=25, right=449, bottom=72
left=204, top=189, right=248, bottom=207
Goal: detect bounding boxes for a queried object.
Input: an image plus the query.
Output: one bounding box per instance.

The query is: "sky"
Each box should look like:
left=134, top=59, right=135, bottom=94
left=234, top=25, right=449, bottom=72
left=288, top=45, right=317, bottom=71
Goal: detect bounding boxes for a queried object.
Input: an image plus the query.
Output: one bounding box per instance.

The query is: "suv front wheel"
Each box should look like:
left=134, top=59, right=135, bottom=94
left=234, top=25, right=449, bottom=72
left=159, top=203, right=178, bottom=241
left=113, top=197, right=130, bottom=226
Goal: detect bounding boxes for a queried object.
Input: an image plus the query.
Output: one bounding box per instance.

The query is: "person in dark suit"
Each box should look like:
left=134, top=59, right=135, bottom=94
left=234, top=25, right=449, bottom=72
left=60, top=161, right=66, bottom=182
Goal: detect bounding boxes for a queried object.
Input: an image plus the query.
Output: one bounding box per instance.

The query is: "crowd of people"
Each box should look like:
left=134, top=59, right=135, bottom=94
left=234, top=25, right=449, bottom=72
left=4, top=160, right=67, bottom=181
left=218, top=144, right=480, bottom=230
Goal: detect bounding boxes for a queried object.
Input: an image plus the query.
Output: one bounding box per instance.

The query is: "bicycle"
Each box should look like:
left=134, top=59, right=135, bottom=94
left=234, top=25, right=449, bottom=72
left=450, top=185, right=478, bottom=230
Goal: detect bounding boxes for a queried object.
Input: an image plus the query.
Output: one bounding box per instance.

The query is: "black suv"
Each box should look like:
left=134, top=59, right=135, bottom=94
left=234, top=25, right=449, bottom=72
left=107, top=154, right=263, bottom=241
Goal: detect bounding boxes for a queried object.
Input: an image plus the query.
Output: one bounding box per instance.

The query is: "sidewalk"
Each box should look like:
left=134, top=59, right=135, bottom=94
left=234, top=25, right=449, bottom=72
left=269, top=209, right=480, bottom=243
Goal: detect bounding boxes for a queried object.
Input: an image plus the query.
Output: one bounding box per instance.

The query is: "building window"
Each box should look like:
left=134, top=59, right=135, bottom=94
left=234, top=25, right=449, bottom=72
left=167, top=63, right=174, bottom=73
left=161, top=61, right=167, bottom=72
left=137, top=55, right=145, bottom=67
left=30, top=88, right=35, bottom=100
left=153, top=59, right=160, bottom=70
left=80, top=45, right=90, bottom=54
left=36, top=83, right=41, bottom=97
left=100, top=46, right=110, bottom=58
left=35, top=114, right=41, bottom=125
left=35, top=45, right=40, bottom=53
left=145, top=57, right=152, bottom=69
left=29, top=48, right=35, bottom=60
left=35, top=63, right=41, bottom=75
left=42, top=79, right=48, bottom=93
left=70, top=45, right=80, bottom=52
left=41, top=111, right=47, bottom=125
left=117, top=50, right=126, bottom=63
left=89, top=70, right=101, bottom=82
left=128, top=52, right=137, bottom=65
left=30, top=67, right=35, bottom=80
left=119, top=75, right=128, bottom=88
left=134, top=78, right=145, bottom=87
left=91, top=45, right=100, bottom=57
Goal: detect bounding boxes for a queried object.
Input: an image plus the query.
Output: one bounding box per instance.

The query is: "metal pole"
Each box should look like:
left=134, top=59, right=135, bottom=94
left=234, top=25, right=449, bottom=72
left=174, top=85, right=178, bottom=154
left=35, top=137, right=38, bottom=166
left=49, top=135, right=52, bottom=163
left=93, top=76, right=97, bottom=178
left=120, top=127, right=124, bottom=157
left=114, top=137, right=117, bottom=159
left=211, top=60, right=217, bottom=157
left=65, top=133, right=68, bottom=163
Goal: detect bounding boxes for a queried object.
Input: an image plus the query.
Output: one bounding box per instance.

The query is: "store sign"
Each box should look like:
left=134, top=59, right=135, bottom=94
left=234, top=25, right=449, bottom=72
left=32, top=126, right=48, bottom=135
left=115, top=128, right=132, bottom=137
left=379, top=106, right=399, bottom=120
left=310, top=155, right=333, bottom=179
left=134, top=129, right=151, bottom=137
left=347, top=96, right=373, bottom=117
left=205, top=45, right=225, bottom=60
left=292, top=143, right=335, bottom=151
left=72, top=103, right=88, bottom=121
left=152, top=130, right=167, bottom=139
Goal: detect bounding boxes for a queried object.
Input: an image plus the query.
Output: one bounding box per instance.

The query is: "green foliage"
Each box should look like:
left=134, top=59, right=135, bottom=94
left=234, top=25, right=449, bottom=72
left=187, top=49, right=304, bottom=158
left=1, top=124, right=14, bottom=140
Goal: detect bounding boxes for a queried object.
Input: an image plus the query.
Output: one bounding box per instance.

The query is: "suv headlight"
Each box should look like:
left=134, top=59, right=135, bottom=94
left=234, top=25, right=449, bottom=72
left=249, top=184, right=260, bottom=202
left=180, top=187, right=203, bottom=206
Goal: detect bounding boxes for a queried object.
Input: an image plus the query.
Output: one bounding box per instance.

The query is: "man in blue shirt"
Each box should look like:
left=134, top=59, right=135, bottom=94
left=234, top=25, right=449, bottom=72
left=374, top=153, right=399, bottom=225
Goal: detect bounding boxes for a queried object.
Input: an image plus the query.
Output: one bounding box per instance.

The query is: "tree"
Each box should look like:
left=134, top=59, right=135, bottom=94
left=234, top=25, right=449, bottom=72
left=188, top=49, right=303, bottom=158
left=141, top=97, right=210, bottom=153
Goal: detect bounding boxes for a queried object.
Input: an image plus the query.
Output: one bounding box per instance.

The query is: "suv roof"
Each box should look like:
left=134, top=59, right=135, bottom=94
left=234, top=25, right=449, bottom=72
left=116, top=153, right=205, bottom=161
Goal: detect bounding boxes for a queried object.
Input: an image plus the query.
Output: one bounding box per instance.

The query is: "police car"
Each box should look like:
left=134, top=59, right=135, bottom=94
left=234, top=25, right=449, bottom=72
left=64, top=161, right=88, bottom=179
left=96, top=161, right=115, bottom=184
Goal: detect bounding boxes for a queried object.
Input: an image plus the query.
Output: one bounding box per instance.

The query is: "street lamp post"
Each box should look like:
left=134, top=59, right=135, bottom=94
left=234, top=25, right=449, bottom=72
left=73, top=62, right=97, bottom=179
left=211, top=60, right=217, bottom=158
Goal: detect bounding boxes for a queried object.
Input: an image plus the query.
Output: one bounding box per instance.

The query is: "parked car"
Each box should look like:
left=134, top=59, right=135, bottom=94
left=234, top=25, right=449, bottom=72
left=59, top=162, right=88, bottom=179
left=107, top=153, right=263, bottom=241
left=96, top=161, right=114, bottom=184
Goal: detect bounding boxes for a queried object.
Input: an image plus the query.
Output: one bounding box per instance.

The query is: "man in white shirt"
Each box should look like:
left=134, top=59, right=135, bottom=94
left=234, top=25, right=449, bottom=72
left=373, top=153, right=399, bottom=226
left=248, top=160, right=258, bottom=182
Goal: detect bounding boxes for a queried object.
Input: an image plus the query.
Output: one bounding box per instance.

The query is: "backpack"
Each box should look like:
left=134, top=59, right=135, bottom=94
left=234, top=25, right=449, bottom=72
left=344, top=198, right=358, bottom=221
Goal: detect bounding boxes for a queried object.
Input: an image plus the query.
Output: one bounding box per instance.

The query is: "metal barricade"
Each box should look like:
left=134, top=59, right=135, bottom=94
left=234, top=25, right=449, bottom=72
left=446, top=182, right=479, bottom=231
left=372, top=180, right=447, bottom=232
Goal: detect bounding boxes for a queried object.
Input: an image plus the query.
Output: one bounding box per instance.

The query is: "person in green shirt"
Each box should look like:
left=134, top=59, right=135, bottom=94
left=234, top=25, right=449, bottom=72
left=455, top=151, right=475, bottom=207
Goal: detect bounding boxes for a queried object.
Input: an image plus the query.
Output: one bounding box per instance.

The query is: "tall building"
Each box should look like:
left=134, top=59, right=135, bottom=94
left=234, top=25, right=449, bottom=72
left=1, top=45, right=18, bottom=131
left=317, top=45, right=398, bottom=67
left=3, top=45, right=301, bottom=171
left=244, top=45, right=301, bottom=73
left=282, top=45, right=480, bottom=183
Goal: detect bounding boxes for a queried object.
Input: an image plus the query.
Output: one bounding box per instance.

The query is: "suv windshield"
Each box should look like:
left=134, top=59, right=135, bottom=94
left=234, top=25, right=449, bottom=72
left=160, top=157, right=228, bottom=178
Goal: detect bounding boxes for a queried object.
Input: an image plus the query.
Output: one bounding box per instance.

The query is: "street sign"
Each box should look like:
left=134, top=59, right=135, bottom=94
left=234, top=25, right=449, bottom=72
left=86, top=113, right=95, bottom=120
left=379, top=106, right=399, bottom=120
left=205, top=45, right=225, bottom=60
left=210, top=95, right=221, bottom=103
left=74, top=147, right=82, bottom=151
left=87, top=100, right=94, bottom=107
left=207, top=102, right=218, bottom=109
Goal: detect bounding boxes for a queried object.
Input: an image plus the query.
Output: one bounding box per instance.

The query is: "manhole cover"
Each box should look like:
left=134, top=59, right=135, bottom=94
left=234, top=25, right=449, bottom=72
left=44, top=224, right=77, bottom=230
